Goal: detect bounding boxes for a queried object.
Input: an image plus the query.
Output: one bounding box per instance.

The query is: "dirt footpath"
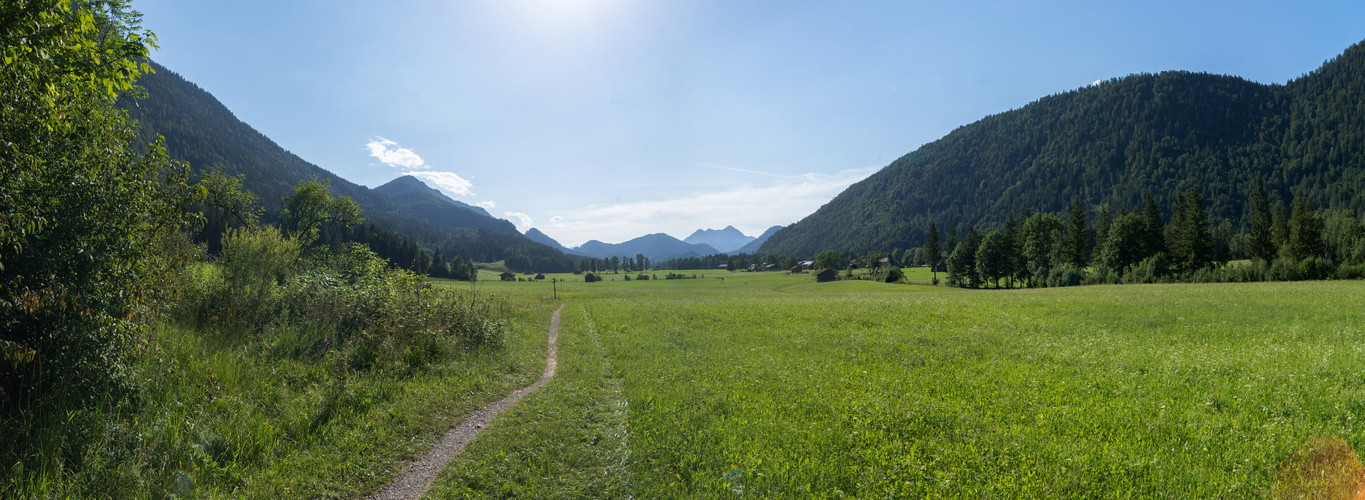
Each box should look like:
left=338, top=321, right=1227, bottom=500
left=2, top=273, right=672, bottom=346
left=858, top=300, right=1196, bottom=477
left=367, top=304, right=565, bottom=500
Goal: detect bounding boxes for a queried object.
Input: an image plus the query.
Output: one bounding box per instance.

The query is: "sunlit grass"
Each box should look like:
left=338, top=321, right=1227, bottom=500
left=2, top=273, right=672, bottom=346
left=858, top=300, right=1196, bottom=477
left=436, top=277, right=1365, bottom=497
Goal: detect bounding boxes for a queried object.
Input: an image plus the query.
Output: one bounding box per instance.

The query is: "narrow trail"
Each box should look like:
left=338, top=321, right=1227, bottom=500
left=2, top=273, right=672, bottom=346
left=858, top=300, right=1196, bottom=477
left=367, top=304, right=565, bottom=500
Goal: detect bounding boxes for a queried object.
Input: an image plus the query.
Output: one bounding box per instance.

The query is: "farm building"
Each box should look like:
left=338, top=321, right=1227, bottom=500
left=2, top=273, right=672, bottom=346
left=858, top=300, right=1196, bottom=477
left=814, top=268, right=838, bottom=282
left=584, top=273, right=599, bottom=283
left=499, top=272, right=515, bottom=281
left=534, top=273, right=546, bottom=280
left=790, top=265, right=804, bottom=274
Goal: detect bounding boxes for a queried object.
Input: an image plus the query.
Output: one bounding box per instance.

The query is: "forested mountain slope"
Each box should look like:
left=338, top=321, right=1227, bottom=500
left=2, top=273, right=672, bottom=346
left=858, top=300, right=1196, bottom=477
left=123, top=62, right=576, bottom=271
left=373, top=176, right=513, bottom=233
left=733, top=225, right=784, bottom=255
left=761, top=40, right=1365, bottom=256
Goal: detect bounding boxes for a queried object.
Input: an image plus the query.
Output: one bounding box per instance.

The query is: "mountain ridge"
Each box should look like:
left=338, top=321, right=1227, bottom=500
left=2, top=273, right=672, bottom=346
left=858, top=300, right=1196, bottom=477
left=571, top=233, right=721, bottom=261
left=760, top=40, right=1365, bottom=256
left=733, top=225, right=784, bottom=255
left=124, top=61, right=577, bottom=272
left=376, top=176, right=495, bottom=219
left=683, top=226, right=755, bottom=253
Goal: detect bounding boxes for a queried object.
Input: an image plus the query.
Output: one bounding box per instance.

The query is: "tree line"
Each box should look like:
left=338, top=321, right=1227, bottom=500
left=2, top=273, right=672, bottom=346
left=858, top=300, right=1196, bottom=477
left=929, top=179, right=1363, bottom=288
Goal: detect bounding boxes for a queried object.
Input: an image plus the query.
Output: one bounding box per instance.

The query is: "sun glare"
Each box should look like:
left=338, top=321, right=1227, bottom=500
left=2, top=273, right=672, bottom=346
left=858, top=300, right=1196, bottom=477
left=517, top=0, right=631, bottom=40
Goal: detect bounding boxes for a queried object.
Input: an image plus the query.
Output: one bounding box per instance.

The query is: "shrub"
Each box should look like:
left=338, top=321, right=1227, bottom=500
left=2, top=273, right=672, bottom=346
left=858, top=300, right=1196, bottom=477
left=203, top=226, right=302, bottom=331
left=1219, top=261, right=1267, bottom=283
left=1047, top=264, right=1084, bottom=287
left=1298, top=257, right=1335, bottom=281
left=1268, top=258, right=1301, bottom=282
left=1336, top=263, right=1365, bottom=280
left=1122, top=254, right=1170, bottom=284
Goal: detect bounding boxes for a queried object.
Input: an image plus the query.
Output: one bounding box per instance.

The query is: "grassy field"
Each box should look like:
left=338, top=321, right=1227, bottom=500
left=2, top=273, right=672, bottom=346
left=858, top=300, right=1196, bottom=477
left=9, top=291, right=556, bottom=498
left=429, top=271, right=1365, bottom=498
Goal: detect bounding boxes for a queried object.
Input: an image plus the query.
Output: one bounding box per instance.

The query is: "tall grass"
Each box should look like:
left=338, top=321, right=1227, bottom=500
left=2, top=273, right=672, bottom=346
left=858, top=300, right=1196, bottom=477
left=3, top=240, right=543, bottom=498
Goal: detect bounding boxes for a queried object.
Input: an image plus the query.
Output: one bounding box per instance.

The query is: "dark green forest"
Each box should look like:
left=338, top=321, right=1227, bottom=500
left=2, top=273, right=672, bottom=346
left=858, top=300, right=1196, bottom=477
left=762, top=40, right=1365, bottom=256
left=122, top=62, right=577, bottom=273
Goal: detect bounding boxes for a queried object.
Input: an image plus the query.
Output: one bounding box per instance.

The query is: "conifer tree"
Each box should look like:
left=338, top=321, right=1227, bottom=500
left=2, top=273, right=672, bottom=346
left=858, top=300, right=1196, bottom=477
left=1166, top=192, right=1188, bottom=266
left=947, top=227, right=982, bottom=288
left=1092, top=207, right=1112, bottom=264
left=1272, top=202, right=1290, bottom=254
left=1181, top=189, right=1213, bottom=272
left=1142, top=194, right=1166, bottom=258
left=1288, top=190, right=1325, bottom=262
left=1066, top=197, right=1089, bottom=268
left=1247, top=176, right=1276, bottom=262
left=923, top=224, right=942, bottom=275
left=1003, top=214, right=1022, bottom=287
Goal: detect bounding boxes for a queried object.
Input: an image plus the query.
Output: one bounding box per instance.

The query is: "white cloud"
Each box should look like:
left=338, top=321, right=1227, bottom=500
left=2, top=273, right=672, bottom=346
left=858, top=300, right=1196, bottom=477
left=505, top=211, right=533, bottom=229
left=550, top=216, right=563, bottom=222
left=366, top=137, right=428, bottom=169
left=408, top=170, right=475, bottom=196
left=541, top=166, right=879, bottom=247
left=476, top=200, right=496, bottom=209
left=368, top=137, right=483, bottom=200
left=1090, top=79, right=1103, bottom=87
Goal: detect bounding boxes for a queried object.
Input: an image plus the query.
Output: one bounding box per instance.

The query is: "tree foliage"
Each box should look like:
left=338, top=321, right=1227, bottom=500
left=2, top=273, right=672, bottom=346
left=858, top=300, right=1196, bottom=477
left=282, top=179, right=363, bottom=243
left=760, top=41, right=1365, bottom=256
left=1, top=0, right=181, bottom=472
left=1247, top=177, right=1275, bottom=262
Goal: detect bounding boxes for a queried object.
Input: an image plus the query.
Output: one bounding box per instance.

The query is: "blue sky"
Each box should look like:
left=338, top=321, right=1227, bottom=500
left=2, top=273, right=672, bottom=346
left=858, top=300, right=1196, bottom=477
left=135, top=0, right=1365, bottom=247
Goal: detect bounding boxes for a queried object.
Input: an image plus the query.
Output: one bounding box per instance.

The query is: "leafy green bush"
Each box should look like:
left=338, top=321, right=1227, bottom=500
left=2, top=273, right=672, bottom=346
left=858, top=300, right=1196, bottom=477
left=1218, top=261, right=1267, bottom=283
left=1268, top=257, right=1302, bottom=281
left=217, top=226, right=301, bottom=329
left=1121, top=253, right=1170, bottom=284
left=179, top=242, right=504, bottom=372
left=1335, top=263, right=1365, bottom=280
left=1046, top=264, right=1084, bottom=287
left=1297, top=256, right=1335, bottom=281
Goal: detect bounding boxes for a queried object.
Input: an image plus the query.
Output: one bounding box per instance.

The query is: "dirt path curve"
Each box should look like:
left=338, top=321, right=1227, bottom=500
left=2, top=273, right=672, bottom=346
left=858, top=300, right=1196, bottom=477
left=367, top=304, right=565, bottom=500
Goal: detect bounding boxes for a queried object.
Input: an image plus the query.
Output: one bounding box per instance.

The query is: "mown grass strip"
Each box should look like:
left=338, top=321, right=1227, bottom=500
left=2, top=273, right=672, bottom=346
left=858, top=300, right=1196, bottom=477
left=424, top=304, right=632, bottom=498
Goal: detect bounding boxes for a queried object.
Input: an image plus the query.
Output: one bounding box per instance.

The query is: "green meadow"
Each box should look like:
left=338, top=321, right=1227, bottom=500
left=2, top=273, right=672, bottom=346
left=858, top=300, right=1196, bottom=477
left=429, top=270, right=1365, bottom=498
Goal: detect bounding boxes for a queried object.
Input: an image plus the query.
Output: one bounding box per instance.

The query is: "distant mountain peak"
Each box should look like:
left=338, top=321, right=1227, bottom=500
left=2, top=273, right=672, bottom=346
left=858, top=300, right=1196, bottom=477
left=524, top=227, right=568, bottom=251
left=376, top=175, right=494, bottom=219
left=683, top=225, right=755, bottom=253
left=735, top=225, right=784, bottom=255
left=569, top=233, right=720, bottom=261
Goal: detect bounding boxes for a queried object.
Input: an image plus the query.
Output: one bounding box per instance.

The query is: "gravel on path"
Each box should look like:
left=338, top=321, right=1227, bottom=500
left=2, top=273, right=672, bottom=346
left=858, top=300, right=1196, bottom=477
left=366, top=304, right=565, bottom=500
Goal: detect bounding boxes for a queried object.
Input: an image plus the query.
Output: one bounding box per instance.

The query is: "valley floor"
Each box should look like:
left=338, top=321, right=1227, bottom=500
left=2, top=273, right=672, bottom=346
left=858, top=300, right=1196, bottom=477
left=423, top=271, right=1365, bottom=498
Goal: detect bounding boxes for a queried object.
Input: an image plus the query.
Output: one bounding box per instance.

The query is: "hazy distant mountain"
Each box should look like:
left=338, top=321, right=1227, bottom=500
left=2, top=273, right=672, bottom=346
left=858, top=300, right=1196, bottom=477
left=683, top=226, right=755, bottom=253
left=524, top=227, right=570, bottom=252
left=732, top=225, right=784, bottom=254
left=572, top=233, right=721, bottom=261
left=761, top=40, right=1365, bottom=255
